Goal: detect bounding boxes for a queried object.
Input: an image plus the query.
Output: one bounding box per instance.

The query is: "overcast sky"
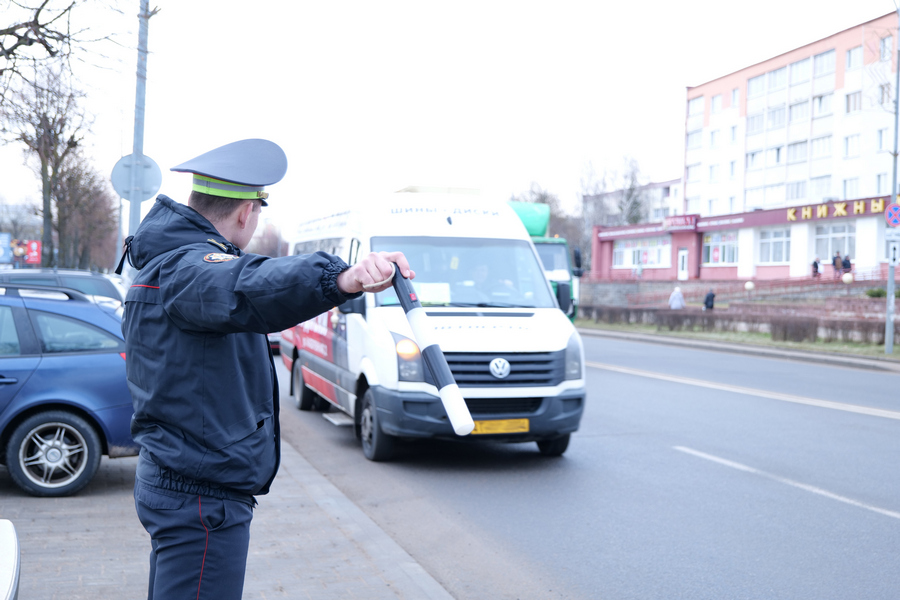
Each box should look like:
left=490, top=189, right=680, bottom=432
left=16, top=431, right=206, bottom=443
left=1, top=0, right=898, bottom=232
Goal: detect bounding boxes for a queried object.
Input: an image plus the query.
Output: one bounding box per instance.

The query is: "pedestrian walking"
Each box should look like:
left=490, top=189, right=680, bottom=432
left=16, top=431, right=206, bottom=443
left=811, top=257, right=820, bottom=278
left=703, top=288, right=715, bottom=310
left=668, top=286, right=686, bottom=309
left=116, top=139, right=414, bottom=600
left=832, top=252, right=842, bottom=280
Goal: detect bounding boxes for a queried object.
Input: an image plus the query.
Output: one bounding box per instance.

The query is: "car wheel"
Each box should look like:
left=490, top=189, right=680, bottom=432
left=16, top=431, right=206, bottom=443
left=292, top=360, right=318, bottom=411
left=359, top=388, right=394, bottom=461
left=537, top=434, right=570, bottom=457
left=6, top=411, right=102, bottom=497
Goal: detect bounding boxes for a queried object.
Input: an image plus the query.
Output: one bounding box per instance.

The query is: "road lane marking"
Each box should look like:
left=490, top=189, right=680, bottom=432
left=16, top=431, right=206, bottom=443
left=587, top=361, right=900, bottom=421
left=674, top=446, right=900, bottom=520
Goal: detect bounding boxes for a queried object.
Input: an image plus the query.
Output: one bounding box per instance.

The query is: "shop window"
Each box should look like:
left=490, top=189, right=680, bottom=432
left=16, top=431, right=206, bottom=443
left=759, top=229, right=791, bottom=263
left=702, top=231, right=738, bottom=265
left=816, top=223, right=856, bottom=261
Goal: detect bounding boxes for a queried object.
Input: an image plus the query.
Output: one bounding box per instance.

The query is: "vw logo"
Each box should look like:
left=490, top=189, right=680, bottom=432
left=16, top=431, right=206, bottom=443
left=489, top=357, right=511, bottom=379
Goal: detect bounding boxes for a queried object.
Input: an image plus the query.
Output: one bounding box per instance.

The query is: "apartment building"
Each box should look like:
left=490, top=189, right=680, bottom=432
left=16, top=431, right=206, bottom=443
left=591, top=12, right=899, bottom=282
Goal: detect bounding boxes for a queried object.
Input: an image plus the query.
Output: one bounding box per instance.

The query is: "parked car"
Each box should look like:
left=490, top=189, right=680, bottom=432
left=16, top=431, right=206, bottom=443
left=0, top=285, right=137, bottom=497
left=0, top=269, right=127, bottom=303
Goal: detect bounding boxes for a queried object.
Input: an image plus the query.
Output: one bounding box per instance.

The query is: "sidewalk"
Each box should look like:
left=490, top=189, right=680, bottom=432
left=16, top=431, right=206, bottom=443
left=578, top=327, right=900, bottom=373
left=3, top=440, right=453, bottom=599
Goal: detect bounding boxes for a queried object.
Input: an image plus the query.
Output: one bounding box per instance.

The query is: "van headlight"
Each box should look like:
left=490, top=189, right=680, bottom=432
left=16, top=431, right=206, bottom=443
left=392, top=332, right=424, bottom=382
left=564, top=332, right=582, bottom=380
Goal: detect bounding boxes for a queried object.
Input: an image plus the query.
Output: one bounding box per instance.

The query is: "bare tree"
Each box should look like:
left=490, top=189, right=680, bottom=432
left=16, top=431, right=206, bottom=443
left=581, top=158, right=648, bottom=227
left=53, top=151, right=117, bottom=269
left=617, top=160, right=646, bottom=225
left=0, top=199, right=42, bottom=239
left=1, top=65, right=88, bottom=266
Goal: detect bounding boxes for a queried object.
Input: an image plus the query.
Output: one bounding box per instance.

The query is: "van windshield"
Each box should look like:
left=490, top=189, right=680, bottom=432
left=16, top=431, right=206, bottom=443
left=371, top=236, right=555, bottom=308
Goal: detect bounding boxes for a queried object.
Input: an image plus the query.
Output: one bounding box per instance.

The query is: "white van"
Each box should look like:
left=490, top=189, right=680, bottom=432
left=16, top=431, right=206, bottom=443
left=279, top=189, right=586, bottom=460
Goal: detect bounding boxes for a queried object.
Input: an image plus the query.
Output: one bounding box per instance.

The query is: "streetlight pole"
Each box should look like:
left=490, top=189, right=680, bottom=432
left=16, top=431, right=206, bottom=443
left=887, top=5, right=900, bottom=354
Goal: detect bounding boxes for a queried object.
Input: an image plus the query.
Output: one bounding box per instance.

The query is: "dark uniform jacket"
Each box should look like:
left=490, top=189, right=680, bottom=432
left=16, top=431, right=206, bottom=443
left=122, top=195, right=356, bottom=497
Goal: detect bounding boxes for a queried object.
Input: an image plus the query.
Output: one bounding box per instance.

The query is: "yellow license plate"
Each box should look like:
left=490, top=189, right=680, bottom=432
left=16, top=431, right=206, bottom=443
left=471, top=419, right=530, bottom=435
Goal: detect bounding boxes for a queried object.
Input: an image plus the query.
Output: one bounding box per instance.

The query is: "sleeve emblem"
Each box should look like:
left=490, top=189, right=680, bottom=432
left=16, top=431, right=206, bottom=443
left=203, top=253, right=238, bottom=263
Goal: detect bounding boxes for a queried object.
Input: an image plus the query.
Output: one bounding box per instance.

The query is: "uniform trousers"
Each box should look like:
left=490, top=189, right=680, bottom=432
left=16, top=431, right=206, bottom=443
left=134, top=480, right=254, bottom=600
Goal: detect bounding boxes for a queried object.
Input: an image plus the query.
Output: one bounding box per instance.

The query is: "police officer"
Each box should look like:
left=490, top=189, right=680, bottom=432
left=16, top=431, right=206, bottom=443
left=117, top=139, right=414, bottom=600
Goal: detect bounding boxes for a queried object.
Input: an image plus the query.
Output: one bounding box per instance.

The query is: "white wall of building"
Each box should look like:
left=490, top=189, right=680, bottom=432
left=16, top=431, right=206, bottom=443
left=737, top=228, right=756, bottom=278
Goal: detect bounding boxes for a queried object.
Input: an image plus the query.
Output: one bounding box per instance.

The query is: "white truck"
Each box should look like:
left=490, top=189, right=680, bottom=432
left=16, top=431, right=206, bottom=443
left=279, top=188, right=586, bottom=460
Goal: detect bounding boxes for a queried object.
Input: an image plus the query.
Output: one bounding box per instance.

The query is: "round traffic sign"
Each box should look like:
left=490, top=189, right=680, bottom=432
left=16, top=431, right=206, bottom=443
left=886, top=203, right=900, bottom=227
left=110, top=154, right=162, bottom=202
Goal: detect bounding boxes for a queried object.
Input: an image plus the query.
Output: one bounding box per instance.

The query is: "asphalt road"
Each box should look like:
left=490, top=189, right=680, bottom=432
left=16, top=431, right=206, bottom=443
left=277, top=336, right=900, bottom=599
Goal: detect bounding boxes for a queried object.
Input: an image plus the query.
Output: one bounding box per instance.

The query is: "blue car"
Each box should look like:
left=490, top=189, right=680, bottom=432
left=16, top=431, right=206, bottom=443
left=0, top=285, right=137, bottom=497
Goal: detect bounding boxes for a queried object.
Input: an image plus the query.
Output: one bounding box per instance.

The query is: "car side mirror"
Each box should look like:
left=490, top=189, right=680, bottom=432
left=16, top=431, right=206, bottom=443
left=556, top=281, right=572, bottom=315
left=573, top=248, right=583, bottom=270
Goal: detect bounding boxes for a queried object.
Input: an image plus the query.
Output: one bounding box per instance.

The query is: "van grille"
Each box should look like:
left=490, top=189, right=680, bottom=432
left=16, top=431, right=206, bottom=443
left=427, top=351, right=565, bottom=387
left=464, top=397, right=543, bottom=415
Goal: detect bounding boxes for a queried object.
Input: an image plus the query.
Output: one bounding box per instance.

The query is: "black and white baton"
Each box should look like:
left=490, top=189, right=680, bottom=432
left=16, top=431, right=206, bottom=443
left=364, top=263, right=475, bottom=436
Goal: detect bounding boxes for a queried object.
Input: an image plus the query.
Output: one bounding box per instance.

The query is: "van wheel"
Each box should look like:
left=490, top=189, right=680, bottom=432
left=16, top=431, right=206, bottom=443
left=359, top=389, right=394, bottom=461
left=537, top=434, right=570, bottom=457
left=292, top=360, right=317, bottom=411
left=6, top=411, right=102, bottom=497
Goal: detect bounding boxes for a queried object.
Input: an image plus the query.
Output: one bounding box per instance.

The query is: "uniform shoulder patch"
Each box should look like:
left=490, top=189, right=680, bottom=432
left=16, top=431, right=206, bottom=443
left=203, top=252, right=238, bottom=263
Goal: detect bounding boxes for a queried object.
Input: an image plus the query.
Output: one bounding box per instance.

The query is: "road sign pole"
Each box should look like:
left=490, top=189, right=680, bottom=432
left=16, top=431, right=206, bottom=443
left=889, top=11, right=900, bottom=355
left=128, top=0, right=155, bottom=236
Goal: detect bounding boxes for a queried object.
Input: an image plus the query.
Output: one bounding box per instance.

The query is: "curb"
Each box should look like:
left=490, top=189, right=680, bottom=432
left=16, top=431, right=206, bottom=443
left=577, top=327, right=900, bottom=373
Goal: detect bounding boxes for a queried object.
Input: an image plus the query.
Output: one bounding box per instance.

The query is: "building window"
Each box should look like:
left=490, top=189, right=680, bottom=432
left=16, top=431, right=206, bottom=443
left=812, top=94, right=833, bottom=117
left=702, top=231, right=738, bottom=264
left=710, top=129, right=720, bottom=148
left=747, top=113, right=764, bottom=135
left=813, top=49, right=836, bottom=75
left=731, top=88, right=739, bottom=110
left=708, top=199, right=717, bottom=214
left=881, top=36, right=893, bottom=62
left=768, top=67, right=787, bottom=90
left=765, top=184, right=785, bottom=205
left=686, top=197, right=701, bottom=213
left=816, top=224, right=855, bottom=261
left=786, top=181, right=807, bottom=201
left=614, top=237, right=672, bottom=269
left=789, top=100, right=809, bottom=122
left=845, top=91, right=862, bottom=113
left=686, top=130, right=702, bottom=149
left=767, top=105, right=786, bottom=129
left=709, top=164, right=720, bottom=182
left=731, top=125, right=737, bottom=142
left=711, top=94, right=722, bottom=113
left=686, top=164, right=700, bottom=182
left=748, top=74, right=766, bottom=98
left=767, top=146, right=783, bottom=166
left=790, top=58, right=810, bottom=84
left=810, top=175, right=832, bottom=200
left=730, top=160, right=736, bottom=178
left=843, top=134, right=860, bottom=158
left=745, top=187, right=764, bottom=210
left=787, top=141, right=808, bottom=163
left=729, top=197, right=737, bottom=212
left=878, top=173, right=888, bottom=194
left=810, top=136, right=832, bottom=159
left=879, top=128, right=889, bottom=151
left=843, top=178, right=859, bottom=199
left=846, top=46, right=862, bottom=70
left=881, top=84, right=892, bottom=106
left=688, top=96, right=704, bottom=116
left=760, top=229, right=791, bottom=263
left=746, top=150, right=762, bottom=170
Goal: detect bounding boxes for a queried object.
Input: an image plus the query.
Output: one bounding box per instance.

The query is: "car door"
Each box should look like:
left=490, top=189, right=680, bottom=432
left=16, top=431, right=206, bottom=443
left=0, top=301, right=41, bottom=420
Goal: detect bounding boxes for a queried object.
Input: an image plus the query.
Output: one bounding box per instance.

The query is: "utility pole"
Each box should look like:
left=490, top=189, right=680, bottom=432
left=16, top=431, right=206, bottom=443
left=887, top=5, right=900, bottom=354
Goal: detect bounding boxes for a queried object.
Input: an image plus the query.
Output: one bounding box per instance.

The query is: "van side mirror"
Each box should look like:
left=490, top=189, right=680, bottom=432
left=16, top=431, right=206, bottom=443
left=338, top=295, right=366, bottom=315
left=573, top=248, right=583, bottom=270
left=556, top=281, right=572, bottom=315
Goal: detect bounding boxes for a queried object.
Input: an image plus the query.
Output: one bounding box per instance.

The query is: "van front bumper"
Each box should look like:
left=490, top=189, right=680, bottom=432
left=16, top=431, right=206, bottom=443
left=368, top=385, right=585, bottom=442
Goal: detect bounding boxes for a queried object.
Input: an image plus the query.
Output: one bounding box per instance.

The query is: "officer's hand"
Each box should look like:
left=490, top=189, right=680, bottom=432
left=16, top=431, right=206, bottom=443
left=337, top=251, right=415, bottom=295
